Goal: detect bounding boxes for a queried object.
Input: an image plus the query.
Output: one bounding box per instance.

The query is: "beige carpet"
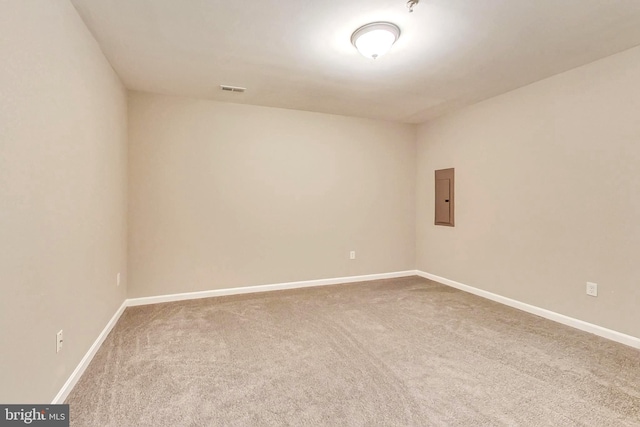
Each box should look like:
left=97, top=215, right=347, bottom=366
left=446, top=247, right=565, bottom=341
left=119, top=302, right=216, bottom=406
left=66, top=276, right=640, bottom=426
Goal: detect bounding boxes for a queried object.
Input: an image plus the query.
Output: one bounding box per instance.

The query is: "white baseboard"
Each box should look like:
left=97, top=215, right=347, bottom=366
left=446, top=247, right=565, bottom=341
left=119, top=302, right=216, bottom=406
left=51, top=300, right=128, bottom=404
left=416, top=270, right=640, bottom=350
left=127, top=270, right=417, bottom=307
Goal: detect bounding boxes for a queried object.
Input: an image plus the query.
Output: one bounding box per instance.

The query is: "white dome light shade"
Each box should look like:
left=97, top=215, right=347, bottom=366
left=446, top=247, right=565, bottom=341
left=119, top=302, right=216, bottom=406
left=351, top=22, right=401, bottom=59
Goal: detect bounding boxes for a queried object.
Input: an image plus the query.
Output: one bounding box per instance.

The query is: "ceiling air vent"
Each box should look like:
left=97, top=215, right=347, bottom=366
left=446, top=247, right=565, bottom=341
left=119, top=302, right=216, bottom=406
left=220, top=85, right=246, bottom=93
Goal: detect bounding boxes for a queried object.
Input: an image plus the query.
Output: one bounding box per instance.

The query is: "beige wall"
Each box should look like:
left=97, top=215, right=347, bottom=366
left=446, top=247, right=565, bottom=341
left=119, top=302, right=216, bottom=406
left=416, top=45, right=640, bottom=338
left=0, top=1, right=127, bottom=402
left=128, top=92, right=416, bottom=298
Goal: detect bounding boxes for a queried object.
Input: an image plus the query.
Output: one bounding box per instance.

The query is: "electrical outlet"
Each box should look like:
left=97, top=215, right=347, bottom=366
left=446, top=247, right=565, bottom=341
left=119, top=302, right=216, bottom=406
left=56, top=330, right=63, bottom=353
left=349, top=251, right=356, bottom=260
left=117, top=272, right=121, bottom=287
left=586, top=282, right=598, bottom=297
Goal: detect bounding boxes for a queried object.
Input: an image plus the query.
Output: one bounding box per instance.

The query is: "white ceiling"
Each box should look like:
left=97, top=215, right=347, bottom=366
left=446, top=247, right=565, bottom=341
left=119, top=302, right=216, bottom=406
left=70, top=0, right=640, bottom=123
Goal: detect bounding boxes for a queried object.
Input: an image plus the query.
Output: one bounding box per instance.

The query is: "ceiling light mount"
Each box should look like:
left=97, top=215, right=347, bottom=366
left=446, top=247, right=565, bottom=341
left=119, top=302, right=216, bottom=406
left=351, top=22, right=401, bottom=59
left=406, top=0, right=420, bottom=13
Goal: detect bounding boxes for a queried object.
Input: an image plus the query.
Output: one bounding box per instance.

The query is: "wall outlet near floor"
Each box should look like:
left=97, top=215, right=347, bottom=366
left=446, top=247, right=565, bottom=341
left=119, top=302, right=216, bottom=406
left=349, top=251, right=356, bottom=260
left=586, top=282, right=598, bottom=297
left=117, top=272, right=121, bottom=287
left=56, top=330, right=64, bottom=353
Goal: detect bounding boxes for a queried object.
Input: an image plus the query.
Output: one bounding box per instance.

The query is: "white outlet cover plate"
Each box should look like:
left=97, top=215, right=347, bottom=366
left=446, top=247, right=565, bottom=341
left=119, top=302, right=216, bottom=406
left=586, top=282, right=598, bottom=297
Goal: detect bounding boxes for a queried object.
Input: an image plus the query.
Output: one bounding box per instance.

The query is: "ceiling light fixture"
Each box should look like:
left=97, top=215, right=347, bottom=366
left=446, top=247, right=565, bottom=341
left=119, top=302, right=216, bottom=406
left=351, top=22, right=401, bottom=59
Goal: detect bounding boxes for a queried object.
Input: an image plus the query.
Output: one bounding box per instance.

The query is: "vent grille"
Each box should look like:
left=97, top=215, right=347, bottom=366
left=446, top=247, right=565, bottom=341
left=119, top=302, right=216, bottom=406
left=220, top=85, right=246, bottom=93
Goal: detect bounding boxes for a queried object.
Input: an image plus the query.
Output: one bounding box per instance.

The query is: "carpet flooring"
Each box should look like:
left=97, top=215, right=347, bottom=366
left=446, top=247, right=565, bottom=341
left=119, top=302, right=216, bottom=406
left=66, top=276, right=640, bottom=426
